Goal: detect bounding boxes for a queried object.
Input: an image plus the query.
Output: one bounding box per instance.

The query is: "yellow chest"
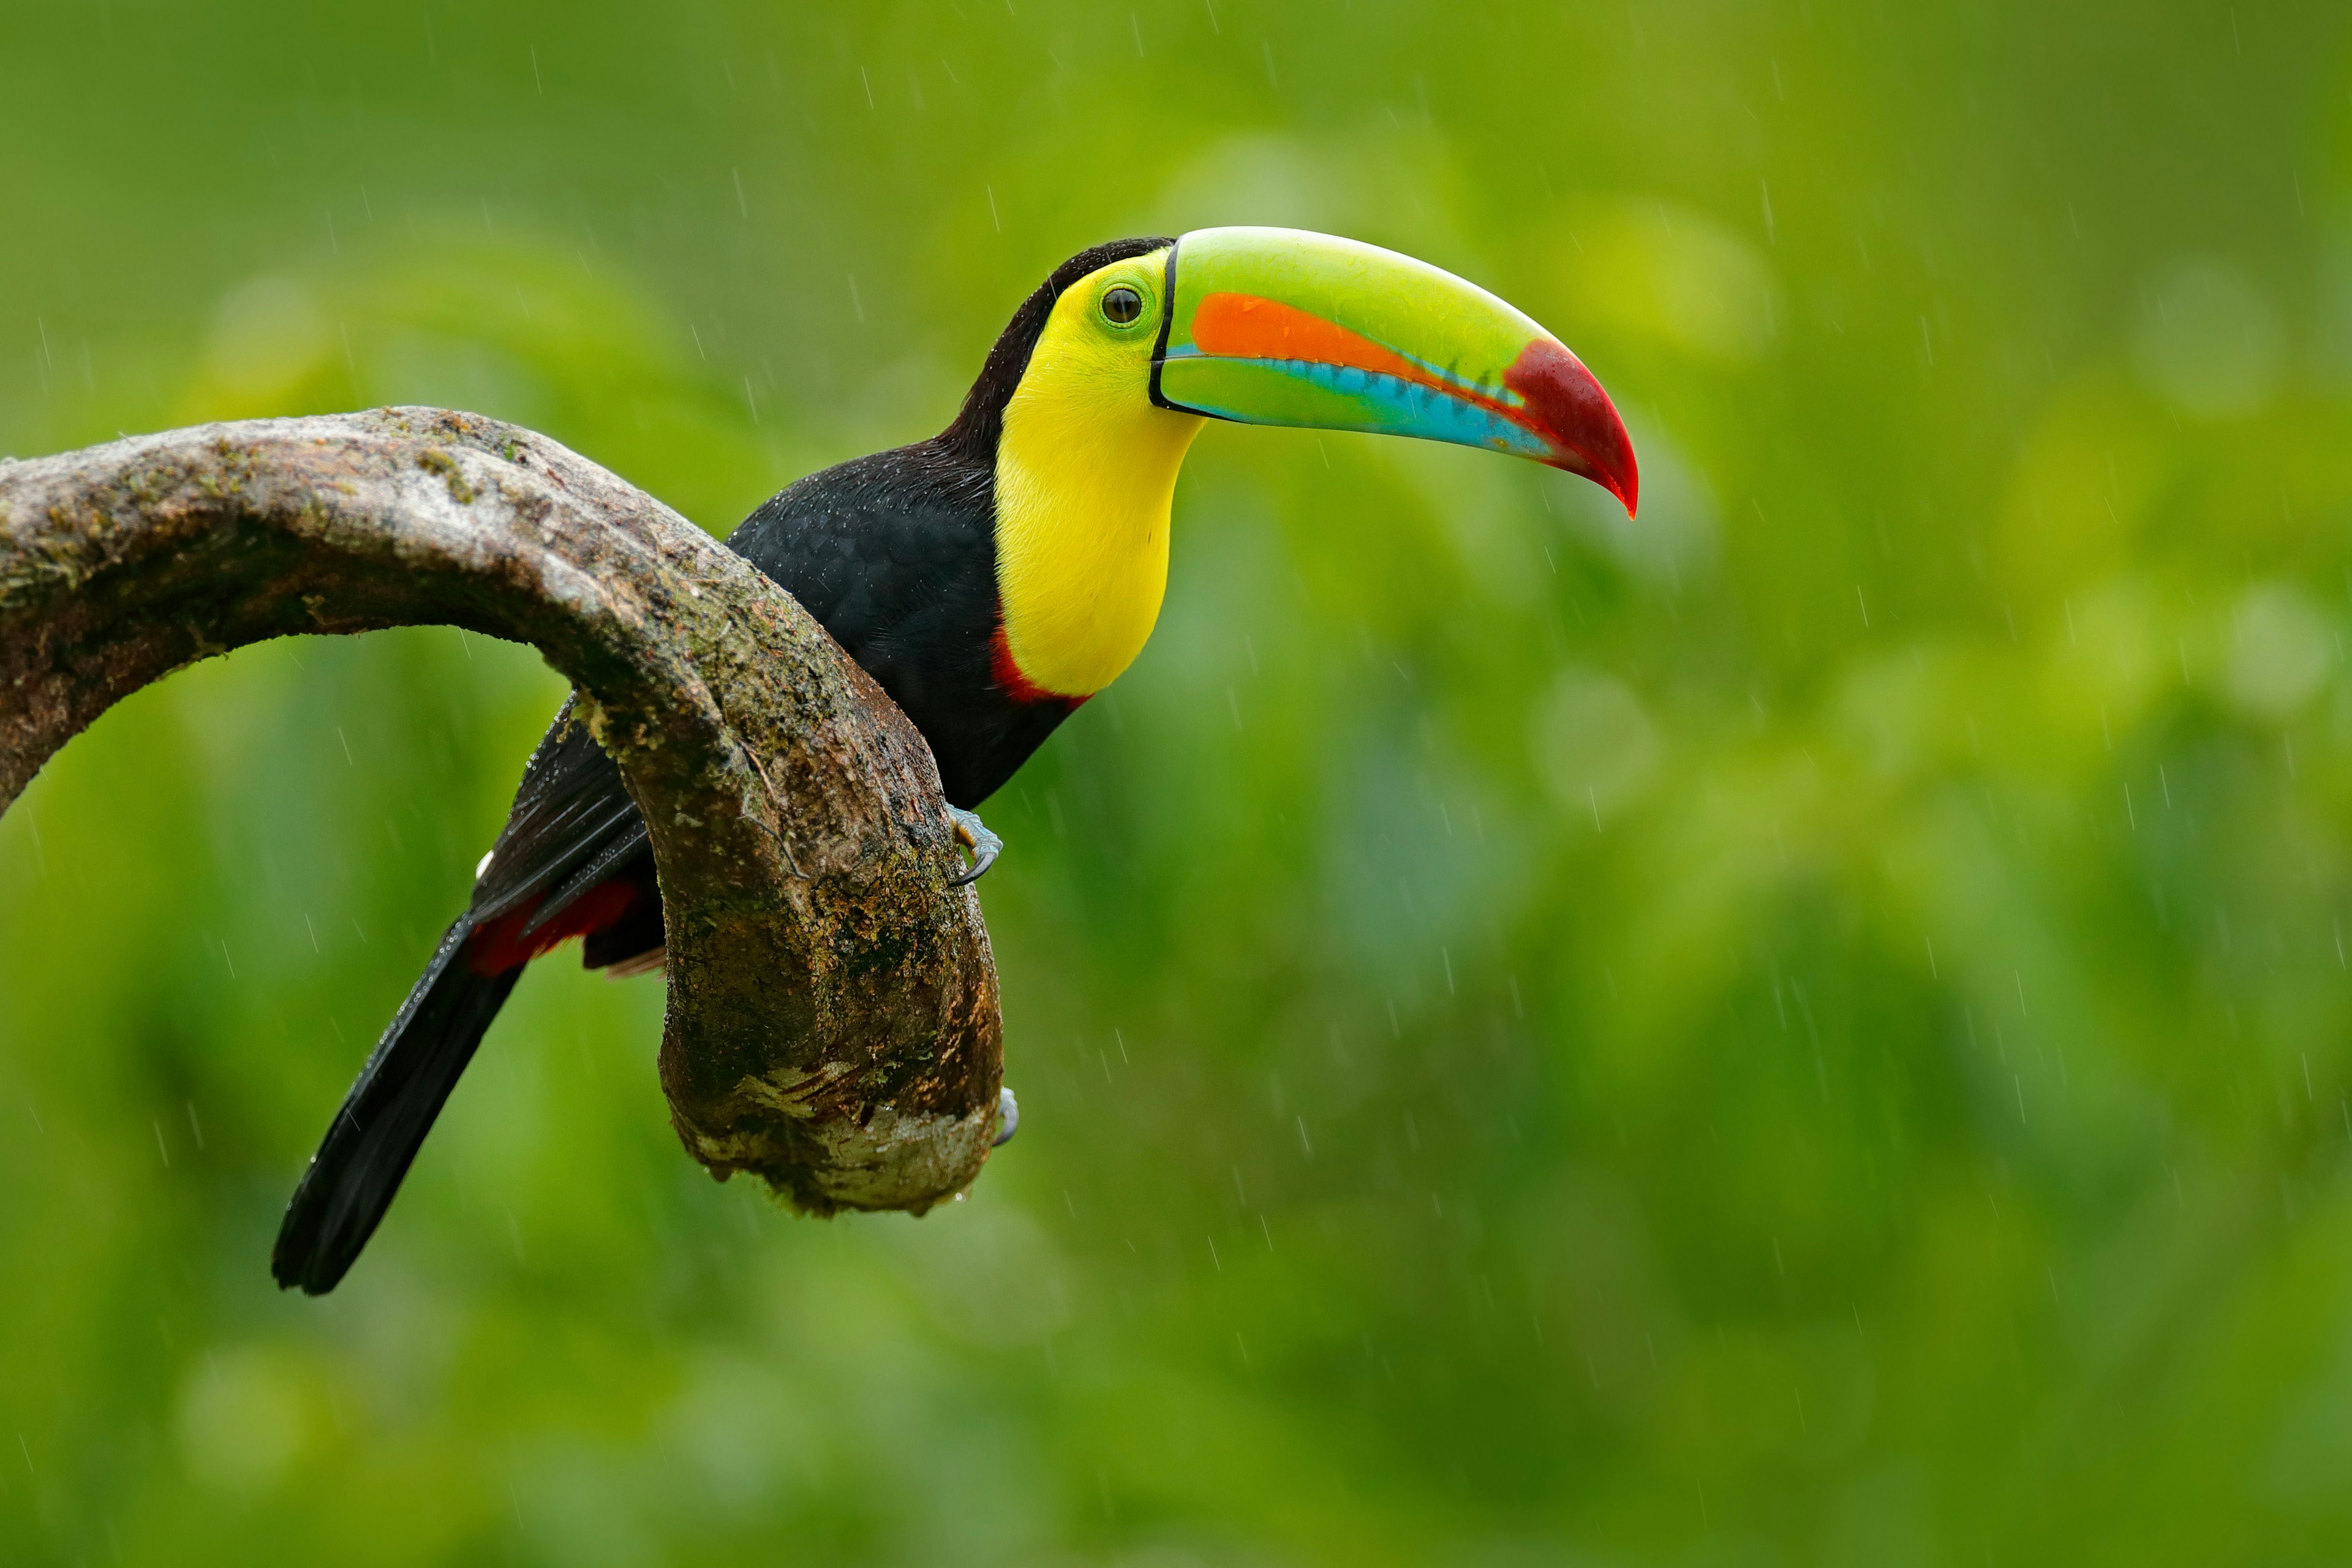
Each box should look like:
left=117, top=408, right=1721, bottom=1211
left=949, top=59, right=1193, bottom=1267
left=992, top=336, right=1203, bottom=698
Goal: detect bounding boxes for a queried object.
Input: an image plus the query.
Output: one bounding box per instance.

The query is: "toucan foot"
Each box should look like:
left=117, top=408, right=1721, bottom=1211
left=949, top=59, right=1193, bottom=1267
left=993, top=1086, right=1020, bottom=1147
left=946, top=806, right=1002, bottom=886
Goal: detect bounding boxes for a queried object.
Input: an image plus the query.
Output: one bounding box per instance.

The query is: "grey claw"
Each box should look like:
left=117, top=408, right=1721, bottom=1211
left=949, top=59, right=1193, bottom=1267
left=946, top=805, right=1003, bottom=887
left=993, top=1086, right=1020, bottom=1147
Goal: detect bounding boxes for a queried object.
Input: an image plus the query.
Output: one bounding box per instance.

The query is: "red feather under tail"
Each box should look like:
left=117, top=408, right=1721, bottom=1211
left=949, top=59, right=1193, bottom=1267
left=465, top=878, right=643, bottom=975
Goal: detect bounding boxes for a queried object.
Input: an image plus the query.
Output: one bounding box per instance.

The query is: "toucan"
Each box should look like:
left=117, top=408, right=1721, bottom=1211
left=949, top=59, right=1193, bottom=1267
left=273, top=227, right=1638, bottom=1294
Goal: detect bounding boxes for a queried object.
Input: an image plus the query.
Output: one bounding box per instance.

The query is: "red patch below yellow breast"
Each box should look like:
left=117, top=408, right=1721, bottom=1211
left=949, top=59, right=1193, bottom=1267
left=990, top=617, right=1088, bottom=711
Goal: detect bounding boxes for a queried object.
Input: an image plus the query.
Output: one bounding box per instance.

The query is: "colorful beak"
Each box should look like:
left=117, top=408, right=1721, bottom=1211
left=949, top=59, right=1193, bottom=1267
left=1150, top=227, right=1637, bottom=514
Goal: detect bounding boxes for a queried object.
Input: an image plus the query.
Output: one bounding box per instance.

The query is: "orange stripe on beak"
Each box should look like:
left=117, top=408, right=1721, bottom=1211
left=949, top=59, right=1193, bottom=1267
left=1190, top=292, right=1516, bottom=418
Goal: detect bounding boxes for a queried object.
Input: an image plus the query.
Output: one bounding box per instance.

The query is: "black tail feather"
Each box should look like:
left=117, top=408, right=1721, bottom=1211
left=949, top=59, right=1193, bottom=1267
left=272, top=915, right=522, bottom=1295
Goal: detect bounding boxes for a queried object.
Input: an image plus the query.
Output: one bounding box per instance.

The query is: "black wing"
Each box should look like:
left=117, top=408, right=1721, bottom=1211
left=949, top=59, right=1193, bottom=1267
left=472, top=698, right=650, bottom=932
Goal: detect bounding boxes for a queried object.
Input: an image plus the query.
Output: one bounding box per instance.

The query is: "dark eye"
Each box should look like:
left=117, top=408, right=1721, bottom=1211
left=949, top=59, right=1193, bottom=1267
left=1101, top=285, right=1144, bottom=326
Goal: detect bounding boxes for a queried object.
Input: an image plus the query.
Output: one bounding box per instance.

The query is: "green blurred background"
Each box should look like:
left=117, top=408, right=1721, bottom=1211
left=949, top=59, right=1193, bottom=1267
left=4, top=1, right=2350, bottom=1561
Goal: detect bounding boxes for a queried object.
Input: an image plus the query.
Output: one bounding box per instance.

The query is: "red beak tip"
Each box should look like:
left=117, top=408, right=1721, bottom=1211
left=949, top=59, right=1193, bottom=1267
left=1505, top=337, right=1638, bottom=520
left=1559, top=439, right=1638, bottom=517
left=1612, top=456, right=1640, bottom=518
left=1599, top=407, right=1639, bottom=519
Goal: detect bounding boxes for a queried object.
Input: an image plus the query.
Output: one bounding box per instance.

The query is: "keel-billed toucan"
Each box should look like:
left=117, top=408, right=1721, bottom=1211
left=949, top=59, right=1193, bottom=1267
left=273, top=227, right=1637, bottom=1294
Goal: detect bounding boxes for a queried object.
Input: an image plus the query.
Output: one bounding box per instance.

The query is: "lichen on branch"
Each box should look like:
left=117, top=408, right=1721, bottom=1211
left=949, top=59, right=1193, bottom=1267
left=0, top=407, right=1005, bottom=1215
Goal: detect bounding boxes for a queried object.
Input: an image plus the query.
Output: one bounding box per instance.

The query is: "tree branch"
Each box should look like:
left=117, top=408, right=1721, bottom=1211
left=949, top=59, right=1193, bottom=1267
left=0, top=407, right=1005, bottom=1215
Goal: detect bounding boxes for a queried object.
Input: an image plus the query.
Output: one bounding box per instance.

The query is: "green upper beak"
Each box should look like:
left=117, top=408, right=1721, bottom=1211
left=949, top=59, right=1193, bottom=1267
left=1148, top=227, right=1638, bottom=515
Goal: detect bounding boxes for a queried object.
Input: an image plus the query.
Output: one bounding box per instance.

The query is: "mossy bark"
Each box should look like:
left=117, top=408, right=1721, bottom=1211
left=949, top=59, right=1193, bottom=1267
left=0, top=407, right=1004, bottom=1215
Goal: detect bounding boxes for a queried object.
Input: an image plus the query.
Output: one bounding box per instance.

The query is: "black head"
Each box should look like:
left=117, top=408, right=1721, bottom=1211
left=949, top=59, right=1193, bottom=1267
left=937, top=236, right=1175, bottom=466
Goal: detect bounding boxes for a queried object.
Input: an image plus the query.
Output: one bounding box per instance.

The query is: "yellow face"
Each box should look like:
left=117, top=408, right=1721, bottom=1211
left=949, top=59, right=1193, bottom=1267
left=993, top=249, right=1205, bottom=698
